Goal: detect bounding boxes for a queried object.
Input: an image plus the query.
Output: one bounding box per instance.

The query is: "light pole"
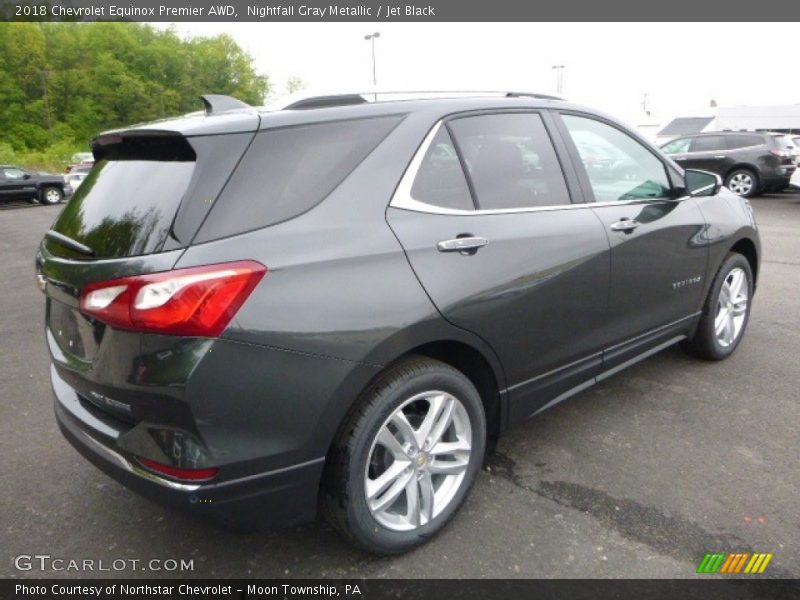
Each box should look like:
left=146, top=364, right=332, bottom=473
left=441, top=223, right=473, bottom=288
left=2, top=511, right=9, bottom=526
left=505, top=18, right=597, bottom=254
left=551, top=65, right=565, bottom=95
left=364, top=32, right=380, bottom=88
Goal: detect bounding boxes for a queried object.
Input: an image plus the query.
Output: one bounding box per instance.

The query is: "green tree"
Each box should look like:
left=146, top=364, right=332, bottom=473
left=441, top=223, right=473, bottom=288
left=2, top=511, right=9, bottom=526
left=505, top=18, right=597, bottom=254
left=0, top=22, right=270, bottom=169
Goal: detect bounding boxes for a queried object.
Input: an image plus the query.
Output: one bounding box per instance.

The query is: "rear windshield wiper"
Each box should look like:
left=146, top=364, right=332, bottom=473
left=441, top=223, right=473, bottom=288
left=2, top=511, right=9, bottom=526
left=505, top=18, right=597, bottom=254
left=45, top=230, right=95, bottom=257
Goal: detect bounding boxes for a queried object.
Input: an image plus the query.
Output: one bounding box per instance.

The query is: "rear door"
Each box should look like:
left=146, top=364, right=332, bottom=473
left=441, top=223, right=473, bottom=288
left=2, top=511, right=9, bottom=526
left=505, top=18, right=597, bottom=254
left=387, top=111, right=610, bottom=421
left=1, top=167, right=37, bottom=200
left=555, top=112, right=708, bottom=372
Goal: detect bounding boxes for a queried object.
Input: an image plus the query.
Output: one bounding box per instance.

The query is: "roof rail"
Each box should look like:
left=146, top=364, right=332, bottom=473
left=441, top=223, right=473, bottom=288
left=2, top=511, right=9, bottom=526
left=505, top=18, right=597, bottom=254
left=505, top=91, right=565, bottom=101
left=284, top=94, right=369, bottom=110
left=200, top=94, right=253, bottom=115
left=264, top=90, right=565, bottom=112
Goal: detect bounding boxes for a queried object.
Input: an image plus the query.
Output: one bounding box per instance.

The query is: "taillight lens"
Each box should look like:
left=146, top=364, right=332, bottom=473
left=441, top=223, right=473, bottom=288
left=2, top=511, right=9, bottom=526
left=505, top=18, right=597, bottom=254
left=137, top=457, right=218, bottom=482
left=80, top=261, right=266, bottom=336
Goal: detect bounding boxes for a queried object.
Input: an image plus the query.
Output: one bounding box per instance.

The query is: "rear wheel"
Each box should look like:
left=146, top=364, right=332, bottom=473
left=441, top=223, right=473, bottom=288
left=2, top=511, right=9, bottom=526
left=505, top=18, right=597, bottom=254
left=725, top=169, right=759, bottom=198
left=40, top=186, right=63, bottom=205
left=322, top=356, right=486, bottom=555
left=683, top=253, right=753, bottom=360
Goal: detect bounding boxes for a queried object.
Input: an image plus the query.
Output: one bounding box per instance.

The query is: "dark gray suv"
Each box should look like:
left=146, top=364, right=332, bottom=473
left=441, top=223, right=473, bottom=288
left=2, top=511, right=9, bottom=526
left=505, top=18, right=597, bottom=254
left=661, top=131, right=797, bottom=197
left=38, top=92, right=760, bottom=554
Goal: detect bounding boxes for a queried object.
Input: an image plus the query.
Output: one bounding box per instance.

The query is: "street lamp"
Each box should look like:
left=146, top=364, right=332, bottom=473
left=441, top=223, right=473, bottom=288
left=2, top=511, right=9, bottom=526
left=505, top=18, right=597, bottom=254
left=551, top=65, right=565, bottom=95
left=364, top=32, right=380, bottom=88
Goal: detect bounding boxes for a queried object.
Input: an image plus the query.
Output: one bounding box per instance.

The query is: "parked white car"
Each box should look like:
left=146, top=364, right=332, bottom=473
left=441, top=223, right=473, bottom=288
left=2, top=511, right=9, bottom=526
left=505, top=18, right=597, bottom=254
left=791, top=136, right=800, bottom=190
left=64, top=172, right=87, bottom=191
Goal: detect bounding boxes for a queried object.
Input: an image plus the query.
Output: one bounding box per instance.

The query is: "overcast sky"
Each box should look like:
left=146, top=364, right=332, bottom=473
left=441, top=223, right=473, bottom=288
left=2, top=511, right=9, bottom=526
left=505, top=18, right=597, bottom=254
left=164, top=22, right=800, bottom=127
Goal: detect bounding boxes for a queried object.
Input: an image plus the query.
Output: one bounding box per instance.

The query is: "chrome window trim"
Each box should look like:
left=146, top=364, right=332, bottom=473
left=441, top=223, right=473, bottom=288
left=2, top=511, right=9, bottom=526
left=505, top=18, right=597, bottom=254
left=390, top=119, right=682, bottom=216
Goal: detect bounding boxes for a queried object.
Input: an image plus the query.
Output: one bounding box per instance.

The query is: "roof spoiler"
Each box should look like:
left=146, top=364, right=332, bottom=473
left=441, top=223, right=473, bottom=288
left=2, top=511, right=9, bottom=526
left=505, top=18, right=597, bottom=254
left=200, top=94, right=253, bottom=115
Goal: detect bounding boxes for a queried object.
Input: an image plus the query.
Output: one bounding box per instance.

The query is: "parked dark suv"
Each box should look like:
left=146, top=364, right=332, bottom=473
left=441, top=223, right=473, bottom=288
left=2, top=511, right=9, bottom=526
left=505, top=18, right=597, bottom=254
left=38, top=93, right=760, bottom=554
left=1, top=165, right=70, bottom=204
left=661, top=131, right=796, bottom=197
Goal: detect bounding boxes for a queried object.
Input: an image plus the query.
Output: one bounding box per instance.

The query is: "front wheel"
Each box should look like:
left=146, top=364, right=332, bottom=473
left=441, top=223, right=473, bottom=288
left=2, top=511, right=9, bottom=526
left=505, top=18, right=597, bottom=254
left=322, top=356, right=486, bottom=555
left=40, top=186, right=64, bottom=205
left=684, top=253, right=753, bottom=360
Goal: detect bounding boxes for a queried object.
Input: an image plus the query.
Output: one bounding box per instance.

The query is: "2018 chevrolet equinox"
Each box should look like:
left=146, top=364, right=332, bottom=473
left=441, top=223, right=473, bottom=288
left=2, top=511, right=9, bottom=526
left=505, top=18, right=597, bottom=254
left=37, top=92, right=760, bottom=554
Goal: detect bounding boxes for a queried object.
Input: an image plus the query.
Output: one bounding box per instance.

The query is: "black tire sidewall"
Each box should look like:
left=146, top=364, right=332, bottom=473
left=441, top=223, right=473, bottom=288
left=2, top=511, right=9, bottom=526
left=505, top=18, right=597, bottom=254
left=343, top=364, right=486, bottom=554
left=697, top=254, right=753, bottom=359
left=725, top=169, right=759, bottom=198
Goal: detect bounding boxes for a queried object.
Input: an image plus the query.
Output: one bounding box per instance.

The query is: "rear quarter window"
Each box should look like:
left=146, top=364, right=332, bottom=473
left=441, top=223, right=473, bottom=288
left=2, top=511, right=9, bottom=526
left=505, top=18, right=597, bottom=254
left=725, top=134, right=763, bottom=149
left=196, top=115, right=403, bottom=242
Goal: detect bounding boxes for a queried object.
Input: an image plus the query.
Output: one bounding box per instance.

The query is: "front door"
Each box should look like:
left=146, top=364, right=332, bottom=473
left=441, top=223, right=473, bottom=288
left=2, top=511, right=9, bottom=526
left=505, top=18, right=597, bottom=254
left=387, top=112, right=610, bottom=422
left=1, top=167, right=36, bottom=200
left=557, top=113, right=708, bottom=372
left=686, top=135, right=730, bottom=175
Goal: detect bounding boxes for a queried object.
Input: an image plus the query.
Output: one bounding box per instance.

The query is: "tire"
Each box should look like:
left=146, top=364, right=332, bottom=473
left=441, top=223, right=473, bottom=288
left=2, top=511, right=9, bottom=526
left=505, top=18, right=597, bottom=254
left=40, top=186, right=63, bottom=205
left=322, top=356, right=486, bottom=555
left=683, top=253, right=753, bottom=360
left=724, top=169, right=759, bottom=198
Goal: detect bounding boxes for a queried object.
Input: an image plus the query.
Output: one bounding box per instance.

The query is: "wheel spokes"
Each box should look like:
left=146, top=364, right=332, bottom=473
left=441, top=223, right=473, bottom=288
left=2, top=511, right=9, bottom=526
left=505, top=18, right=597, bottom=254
left=728, top=270, right=745, bottom=299
left=364, top=390, right=473, bottom=531
left=376, top=425, right=407, bottom=459
left=367, top=458, right=411, bottom=503
left=419, top=471, right=435, bottom=523
left=368, top=462, right=413, bottom=513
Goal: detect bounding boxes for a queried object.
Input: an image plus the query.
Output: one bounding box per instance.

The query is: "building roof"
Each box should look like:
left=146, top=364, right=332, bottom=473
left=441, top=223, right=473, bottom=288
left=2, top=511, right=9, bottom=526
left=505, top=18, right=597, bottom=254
left=658, top=117, right=714, bottom=137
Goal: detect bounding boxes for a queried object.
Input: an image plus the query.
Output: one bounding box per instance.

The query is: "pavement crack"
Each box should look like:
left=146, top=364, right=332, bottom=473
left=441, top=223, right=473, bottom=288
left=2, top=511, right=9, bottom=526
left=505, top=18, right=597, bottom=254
left=486, top=451, right=796, bottom=580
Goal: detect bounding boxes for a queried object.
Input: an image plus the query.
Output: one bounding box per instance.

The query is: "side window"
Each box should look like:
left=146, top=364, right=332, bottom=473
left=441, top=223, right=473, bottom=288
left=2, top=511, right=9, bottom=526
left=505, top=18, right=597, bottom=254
left=661, top=138, right=691, bottom=154
left=447, top=113, right=570, bottom=210
left=3, top=168, right=25, bottom=180
left=690, top=136, right=725, bottom=152
left=196, top=115, right=403, bottom=242
left=562, top=115, right=671, bottom=203
left=410, top=126, right=474, bottom=210
left=726, top=134, right=761, bottom=150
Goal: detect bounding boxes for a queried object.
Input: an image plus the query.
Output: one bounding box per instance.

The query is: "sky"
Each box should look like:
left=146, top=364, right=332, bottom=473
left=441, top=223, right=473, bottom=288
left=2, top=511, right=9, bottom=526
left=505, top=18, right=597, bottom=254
left=162, top=22, right=800, bottom=128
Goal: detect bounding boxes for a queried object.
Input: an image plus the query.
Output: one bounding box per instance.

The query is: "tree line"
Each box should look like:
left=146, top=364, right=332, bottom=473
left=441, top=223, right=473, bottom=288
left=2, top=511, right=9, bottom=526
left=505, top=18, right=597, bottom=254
left=0, top=22, right=269, bottom=170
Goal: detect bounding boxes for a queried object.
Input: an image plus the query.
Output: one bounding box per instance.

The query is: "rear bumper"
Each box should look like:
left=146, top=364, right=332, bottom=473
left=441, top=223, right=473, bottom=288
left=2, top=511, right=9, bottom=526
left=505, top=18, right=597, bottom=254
left=760, top=173, right=793, bottom=190
left=53, top=366, right=324, bottom=529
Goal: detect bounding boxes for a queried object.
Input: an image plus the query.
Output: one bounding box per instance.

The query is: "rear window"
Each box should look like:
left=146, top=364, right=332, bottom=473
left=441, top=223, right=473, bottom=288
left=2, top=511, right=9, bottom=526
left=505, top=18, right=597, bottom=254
left=49, top=136, right=196, bottom=259
left=196, top=115, right=403, bottom=242
left=725, top=134, right=763, bottom=150
left=48, top=133, right=256, bottom=259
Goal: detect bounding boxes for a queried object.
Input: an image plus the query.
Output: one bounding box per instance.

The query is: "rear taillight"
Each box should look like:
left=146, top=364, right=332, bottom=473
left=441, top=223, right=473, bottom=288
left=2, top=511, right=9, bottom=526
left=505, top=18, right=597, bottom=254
left=80, top=261, right=266, bottom=336
left=137, top=457, right=218, bottom=482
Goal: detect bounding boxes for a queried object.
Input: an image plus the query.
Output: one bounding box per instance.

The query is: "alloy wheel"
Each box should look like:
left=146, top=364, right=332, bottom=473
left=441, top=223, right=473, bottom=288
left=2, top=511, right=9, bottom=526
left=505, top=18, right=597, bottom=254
left=364, top=391, right=472, bottom=531
left=715, top=267, right=748, bottom=347
left=728, top=173, right=753, bottom=196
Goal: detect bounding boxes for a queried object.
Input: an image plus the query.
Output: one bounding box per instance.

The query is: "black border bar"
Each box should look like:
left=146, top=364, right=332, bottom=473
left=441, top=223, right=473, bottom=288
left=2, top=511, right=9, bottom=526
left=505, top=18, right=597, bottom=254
left=3, top=0, right=800, bottom=22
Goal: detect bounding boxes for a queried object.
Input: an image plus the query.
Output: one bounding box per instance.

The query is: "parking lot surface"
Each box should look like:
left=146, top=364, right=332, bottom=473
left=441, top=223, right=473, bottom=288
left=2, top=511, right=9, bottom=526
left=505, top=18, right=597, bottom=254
left=2, top=193, right=799, bottom=579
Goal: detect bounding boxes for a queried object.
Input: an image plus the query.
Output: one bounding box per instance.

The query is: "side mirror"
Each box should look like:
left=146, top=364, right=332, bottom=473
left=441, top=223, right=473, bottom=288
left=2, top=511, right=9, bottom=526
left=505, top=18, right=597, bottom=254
left=685, top=169, right=721, bottom=197
left=22, top=173, right=31, bottom=180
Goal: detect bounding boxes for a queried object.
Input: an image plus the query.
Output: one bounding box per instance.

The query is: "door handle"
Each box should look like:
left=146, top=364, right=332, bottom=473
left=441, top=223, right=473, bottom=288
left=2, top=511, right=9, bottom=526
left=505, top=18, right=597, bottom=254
left=609, top=219, right=640, bottom=232
left=437, top=236, right=489, bottom=253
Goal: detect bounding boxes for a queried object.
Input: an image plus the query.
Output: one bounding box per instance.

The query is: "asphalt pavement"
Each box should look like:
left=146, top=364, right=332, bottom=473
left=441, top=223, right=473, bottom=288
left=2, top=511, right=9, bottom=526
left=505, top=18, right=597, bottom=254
left=1, top=192, right=798, bottom=579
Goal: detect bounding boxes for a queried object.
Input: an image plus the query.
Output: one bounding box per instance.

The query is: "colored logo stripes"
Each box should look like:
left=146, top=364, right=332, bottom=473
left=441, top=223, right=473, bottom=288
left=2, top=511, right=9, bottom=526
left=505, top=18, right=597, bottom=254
left=697, top=552, right=773, bottom=574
